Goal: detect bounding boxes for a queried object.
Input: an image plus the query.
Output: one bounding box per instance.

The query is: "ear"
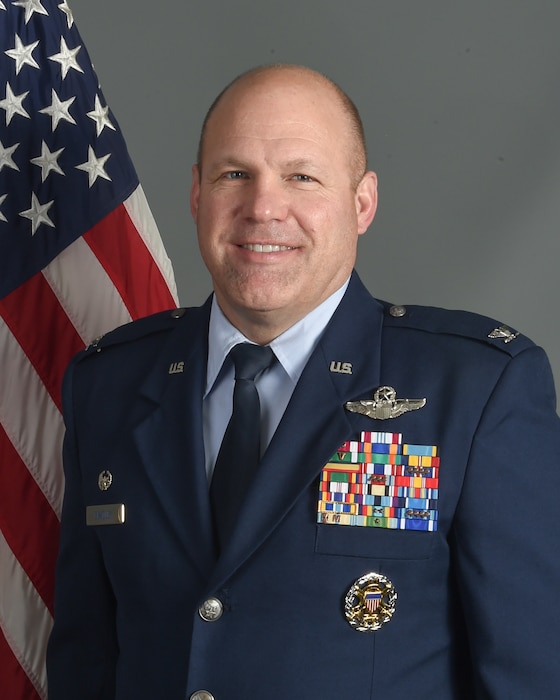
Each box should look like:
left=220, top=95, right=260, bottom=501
left=355, top=171, right=378, bottom=235
left=190, top=164, right=201, bottom=222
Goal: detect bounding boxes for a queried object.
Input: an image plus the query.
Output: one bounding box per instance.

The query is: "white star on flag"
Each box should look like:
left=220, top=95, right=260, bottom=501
left=76, top=145, right=112, bottom=187
left=30, top=140, right=65, bottom=181
left=5, top=34, right=40, bottom=74
left=12, top=0, right=49, bottom=24
left=87, top=94, right=116, bottom=136
left=0, top=194, right=7, bottom=222
left=57, top=1, right=73, bottom=28
left=19, top=191, right=55, bottom=234
left=0, top=82, right=30, bottom=125
left=39, top=87, right=76, bottom=130
left=48, top=36, right=83, bottom=79
left=0, top=138, right=19, bottom=172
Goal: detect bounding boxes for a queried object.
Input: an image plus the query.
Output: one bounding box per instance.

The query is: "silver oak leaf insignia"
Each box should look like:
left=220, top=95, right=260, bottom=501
left=345, top=386, right=426, bottom=420
left=487, top=325, right=519, bottom=344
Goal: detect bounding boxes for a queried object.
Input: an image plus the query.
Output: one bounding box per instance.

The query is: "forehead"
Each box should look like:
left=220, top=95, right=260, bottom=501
left=203, top=74, right=352, bottom=161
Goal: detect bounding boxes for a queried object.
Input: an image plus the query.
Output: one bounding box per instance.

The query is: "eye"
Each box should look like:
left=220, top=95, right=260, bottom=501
left=222, top=170, right=247, bottom=180
left=292, top=174, right=314, bottom=183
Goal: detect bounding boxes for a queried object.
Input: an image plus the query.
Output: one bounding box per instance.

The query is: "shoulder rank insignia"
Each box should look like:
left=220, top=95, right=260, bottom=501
left=345, top=386, right=426, bottom=420
left=488, top=325, right=519, bottom=344
left=87, top=334, right=104, bottom=350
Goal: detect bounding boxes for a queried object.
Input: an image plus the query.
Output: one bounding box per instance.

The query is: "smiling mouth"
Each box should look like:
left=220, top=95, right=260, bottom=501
left=241, top=244, right=295, bottom=253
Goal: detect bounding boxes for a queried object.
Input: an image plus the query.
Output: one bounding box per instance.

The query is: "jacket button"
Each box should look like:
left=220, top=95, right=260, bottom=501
left=190, top=692, right=215, bottom=700
left=389, top=305, right=407, bottom=318
left=198, top=597, right=223, bottom=622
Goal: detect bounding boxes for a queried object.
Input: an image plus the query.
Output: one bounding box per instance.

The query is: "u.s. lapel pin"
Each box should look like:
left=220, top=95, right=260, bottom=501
left=345, top=385, right=426, bottom=420
left=330, top=360, right=353, bottom=375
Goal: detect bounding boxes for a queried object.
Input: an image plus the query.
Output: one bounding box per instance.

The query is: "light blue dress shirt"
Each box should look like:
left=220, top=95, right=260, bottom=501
left=203, top=280, right=349, bottom=482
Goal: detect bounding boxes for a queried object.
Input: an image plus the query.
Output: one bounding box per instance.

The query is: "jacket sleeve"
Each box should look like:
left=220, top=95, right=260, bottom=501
left=46, top=360, right=118, bottom=700
left=452, top=345, right=560, bottom=698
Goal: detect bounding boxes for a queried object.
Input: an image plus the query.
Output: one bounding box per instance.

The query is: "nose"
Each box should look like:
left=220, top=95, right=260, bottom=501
left=241, top=176, right=288, bottom=223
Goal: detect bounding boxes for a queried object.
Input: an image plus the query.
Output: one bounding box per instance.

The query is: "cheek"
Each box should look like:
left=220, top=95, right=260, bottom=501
left=196, top=200, right=232, bottom=252
left=293, top=201, right=333, bottom=235
left=196, top=215, right=222, bottom=269
left=301, top=203, right=356, bottom=245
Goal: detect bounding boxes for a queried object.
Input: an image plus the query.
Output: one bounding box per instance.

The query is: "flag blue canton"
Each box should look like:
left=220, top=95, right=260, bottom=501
left=0, top=0, right=139, bottom=299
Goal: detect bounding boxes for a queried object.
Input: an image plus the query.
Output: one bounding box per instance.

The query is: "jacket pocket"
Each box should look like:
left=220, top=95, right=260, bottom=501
left=315, top=523, right=435, bottom=560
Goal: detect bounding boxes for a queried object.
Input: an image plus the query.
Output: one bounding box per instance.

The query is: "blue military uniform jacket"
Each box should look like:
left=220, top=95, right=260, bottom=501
left=47, top=273, right=560, bottom=699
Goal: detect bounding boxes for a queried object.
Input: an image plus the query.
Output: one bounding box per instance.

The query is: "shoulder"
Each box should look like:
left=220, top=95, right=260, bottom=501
left=379, top=301, right=535, bottom=358
left=85, top=307, right=189, bottom=351
left=70, top=305, right=204, bottom=370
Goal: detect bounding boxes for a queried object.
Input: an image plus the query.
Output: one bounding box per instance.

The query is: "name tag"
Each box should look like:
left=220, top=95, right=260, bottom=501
left=86, top=503, right=126, bottom=526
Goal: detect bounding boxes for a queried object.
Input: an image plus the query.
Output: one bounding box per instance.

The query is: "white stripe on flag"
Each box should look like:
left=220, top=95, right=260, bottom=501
left=0, top=530, right=51, bottom=700
left=42, top=235, right=132, bottom=345
left=0, top=318, right=64, bottom=516
left=123, top=185, right=179, bottom=304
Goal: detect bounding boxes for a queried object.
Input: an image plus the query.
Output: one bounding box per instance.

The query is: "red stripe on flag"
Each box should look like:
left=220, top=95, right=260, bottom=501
left=0, top=423, right=59, bottom=613
left=0, top=630, right=41, bottom=700
left=84, top=205, right=177, bottom=320
left=0, top=276, right=85, bottom=412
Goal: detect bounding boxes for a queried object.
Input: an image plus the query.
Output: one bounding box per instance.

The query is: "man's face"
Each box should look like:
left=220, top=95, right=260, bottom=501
left=190, top=70, right=377, bottom=339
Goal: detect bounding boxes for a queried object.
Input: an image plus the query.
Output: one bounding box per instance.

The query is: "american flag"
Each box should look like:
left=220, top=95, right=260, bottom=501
left=0, top=1, right=178, bottom=698
left=365, top=590, right=382, bottom=613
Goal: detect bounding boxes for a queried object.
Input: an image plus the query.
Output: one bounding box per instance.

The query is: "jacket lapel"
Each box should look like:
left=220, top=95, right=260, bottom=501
left=131, top=299, right=217, bottom=577
left=209, top=274, right=385, bottom=588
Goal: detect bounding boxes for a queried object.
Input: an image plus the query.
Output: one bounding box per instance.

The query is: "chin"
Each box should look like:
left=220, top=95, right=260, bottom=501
left=235, top=285, right=298, bottom=316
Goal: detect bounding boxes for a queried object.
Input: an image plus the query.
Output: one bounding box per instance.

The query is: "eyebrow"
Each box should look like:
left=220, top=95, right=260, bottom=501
left=281, top=158, right=321, bottom=172
left=210, top=156, right=248, bottom=169
left=213, top=156, right=322, bottom=172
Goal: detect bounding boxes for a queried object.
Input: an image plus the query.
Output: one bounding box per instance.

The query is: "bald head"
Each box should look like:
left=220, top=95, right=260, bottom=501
left=196, top=65, right=368, bottom=188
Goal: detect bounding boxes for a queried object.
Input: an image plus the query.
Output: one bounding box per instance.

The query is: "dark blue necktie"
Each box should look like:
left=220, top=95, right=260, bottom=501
left=210, top=342, right=275, bottom=551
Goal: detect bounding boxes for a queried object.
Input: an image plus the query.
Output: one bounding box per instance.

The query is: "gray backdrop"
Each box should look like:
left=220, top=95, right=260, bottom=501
left=70, top=0, right=560, bottom=392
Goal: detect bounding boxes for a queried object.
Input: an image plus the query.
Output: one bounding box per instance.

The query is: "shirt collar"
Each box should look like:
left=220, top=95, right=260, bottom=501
left=205, top=279, right=349, bottom=396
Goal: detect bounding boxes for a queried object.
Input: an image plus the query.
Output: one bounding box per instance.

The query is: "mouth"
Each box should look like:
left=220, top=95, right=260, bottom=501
left=240, top=244, right=295, bottom=253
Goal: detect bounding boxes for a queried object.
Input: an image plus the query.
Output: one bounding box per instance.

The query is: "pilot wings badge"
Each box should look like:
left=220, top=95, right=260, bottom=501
left=345, top=386, right=426, bottom=420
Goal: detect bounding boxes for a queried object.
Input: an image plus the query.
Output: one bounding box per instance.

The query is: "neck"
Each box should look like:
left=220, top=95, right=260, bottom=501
left=212, top=276, right=352, bottom=345
left=225, top=310, right=296, bottom=345
left=215, top=300, right=307, bottom=345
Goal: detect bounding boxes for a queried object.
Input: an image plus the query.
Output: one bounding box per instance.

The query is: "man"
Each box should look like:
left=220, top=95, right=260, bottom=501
left=47, top=65, right=560, bottom=699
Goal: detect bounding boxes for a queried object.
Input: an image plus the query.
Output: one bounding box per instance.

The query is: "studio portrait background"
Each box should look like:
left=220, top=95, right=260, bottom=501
left=70, top=0, right=560, bottom=391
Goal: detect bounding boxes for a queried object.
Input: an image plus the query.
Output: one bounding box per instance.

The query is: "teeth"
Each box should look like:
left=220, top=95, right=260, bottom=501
left=242, top=244, right=293, bottom=253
